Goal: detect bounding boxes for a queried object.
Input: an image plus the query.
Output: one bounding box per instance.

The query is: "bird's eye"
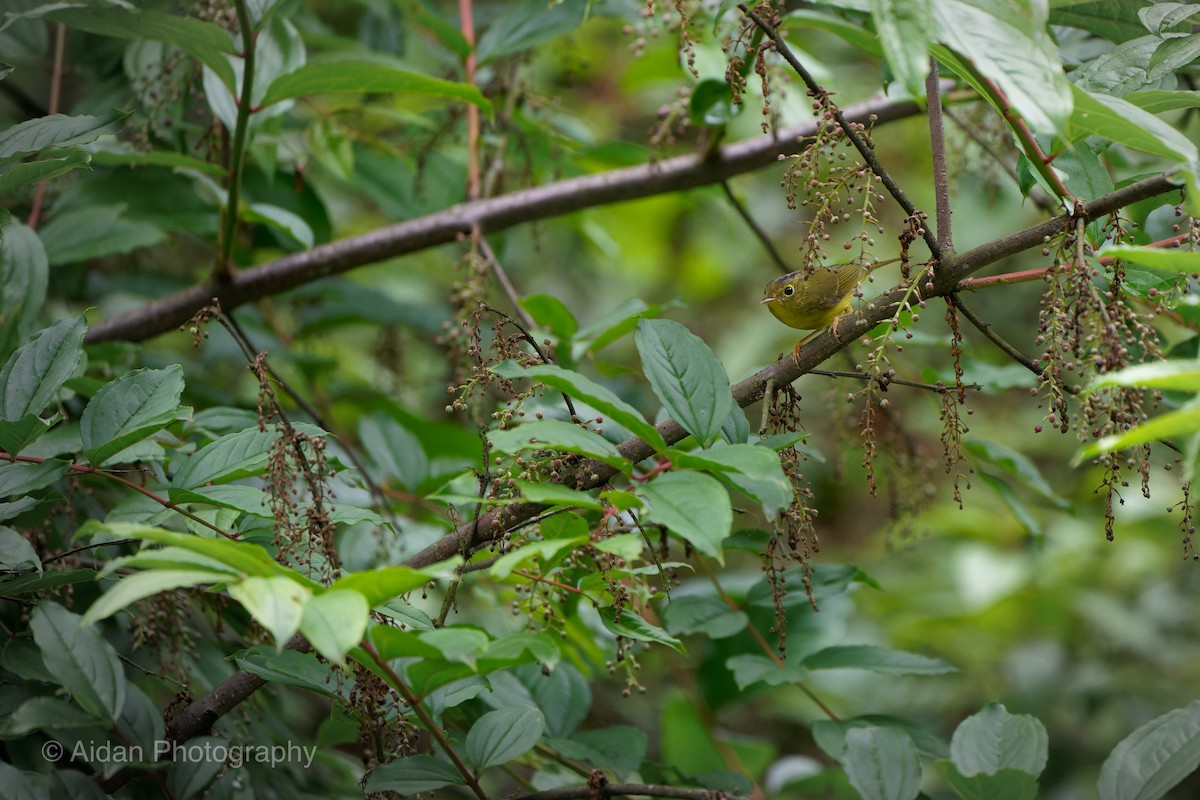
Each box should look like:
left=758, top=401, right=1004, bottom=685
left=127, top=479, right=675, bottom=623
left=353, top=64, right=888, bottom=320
left=783, top=285, right=794, bottom=296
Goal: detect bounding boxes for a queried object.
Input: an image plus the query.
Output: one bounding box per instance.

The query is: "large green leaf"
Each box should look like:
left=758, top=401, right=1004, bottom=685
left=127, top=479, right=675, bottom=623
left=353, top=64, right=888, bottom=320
left=44, top=6, right=237, bottom=89
left=299, top=590, right=368, bottom=663
left=475, top=0, right=589, bottom=64
left=635, top=318, right=731, bottom=449
left=599, top=606, right=686, bottom=653
left=0, top=223, right=48, bottom=362
left=871, top=0, right=931, bottom=98
left=491, top=361, right=666, bottom=451
left=1068, top=86, right=1198, bottom=164
left=931, top=0, right=1071, bottom=134
left=329, top=564, right=452, bottom=609
left=260, top=61, right=491, bottom=113
left=663, top=594, right=748, bottom=639
left=1104, top=244, right=1200, bottom=275
left=0, top=110, right=129, bottom=160
left=0, top=316, right=85, bottom=421
left=170, top=426, right=278, bottom=488
left=365, top=755, right=464, bottom=794
left=39, top=205, right=165, bottom=266
left=803, top=644, right=957, bottom=675
left=935, top=762, right=1040, bottom=800
left=1098, top=700, right=1200, bottom=800
left=92, top=523, right=301, bottom=581
left=637, top=470, right=732, bottom=560
left=488, top=419, right=628, bottom=469
left=228, top=576, right=311, bottom=648
left=465, top=705, right=545, bottom=769
left=667, top=443, right=793, bottom=518
left=81, top=366, right=188, bottom=466
left=0, top=459, right=68, bottom=498
left=843, top=726, right=923, bottom=800
left=30, top=602, right=126, bottom=722
left=951, top=702, right=1048, bottom=778
left=80, top=569, right=230, bottom=627
left=0, top=148, right=91, bottom=195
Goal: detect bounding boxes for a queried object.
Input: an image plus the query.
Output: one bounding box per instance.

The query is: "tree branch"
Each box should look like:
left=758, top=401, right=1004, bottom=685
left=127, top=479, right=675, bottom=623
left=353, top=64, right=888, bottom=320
left=926, top=57, right=954, bottom=255
left=84, top=94, right=923, bottom=344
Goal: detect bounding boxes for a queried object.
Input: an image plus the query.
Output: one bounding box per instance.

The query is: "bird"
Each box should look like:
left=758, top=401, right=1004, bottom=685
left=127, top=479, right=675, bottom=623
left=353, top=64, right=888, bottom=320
left=760, top=258, right=898, bottom=359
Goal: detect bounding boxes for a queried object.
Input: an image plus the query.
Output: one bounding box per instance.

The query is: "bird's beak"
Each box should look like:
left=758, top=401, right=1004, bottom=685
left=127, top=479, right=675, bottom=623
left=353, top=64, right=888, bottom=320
left=760, top=296, right=774, bottom=304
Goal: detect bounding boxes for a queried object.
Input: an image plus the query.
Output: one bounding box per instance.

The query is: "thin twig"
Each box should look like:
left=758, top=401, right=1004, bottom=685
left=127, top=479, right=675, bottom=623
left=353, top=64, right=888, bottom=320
left=809, top=369, right=978, bottom=393
left=720, top=180, right=791, bottom=273
left=926, top=57, right=954, bottom=255
left=0, top=453, right=237, bottom=539
left=738, top=4, right=942, bottom=260
left=951, top=293, right=1062, bottom=389
left=479, top=234, right=536, bottom=328
left=481, top=303, right=578, bottom=420
left=361, top=640, right=492, bottom=800
left=27, top=22, right=67, bottom=230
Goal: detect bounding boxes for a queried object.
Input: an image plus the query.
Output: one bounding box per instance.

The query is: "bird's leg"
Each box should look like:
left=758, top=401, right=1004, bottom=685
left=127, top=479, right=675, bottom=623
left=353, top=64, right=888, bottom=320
left=790, top=330, right=819, bottom=367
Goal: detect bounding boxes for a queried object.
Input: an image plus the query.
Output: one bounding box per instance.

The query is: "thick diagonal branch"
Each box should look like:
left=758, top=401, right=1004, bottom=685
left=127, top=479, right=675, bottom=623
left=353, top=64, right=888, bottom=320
left=85, top=94, right=921, bottom=343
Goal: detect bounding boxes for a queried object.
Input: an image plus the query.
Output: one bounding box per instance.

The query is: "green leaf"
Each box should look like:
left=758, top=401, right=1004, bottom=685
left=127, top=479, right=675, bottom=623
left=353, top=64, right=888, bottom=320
left=0, top=458, right=69, bottom=498
left=299, top=589, right=369, bottom=664
left=1126, top=89, right=1200, bottom=114
left=513, top=479, right=602, bottom=510
left=519, top=662, right=591, bottom=738
left=783, top=9, right=883, bottom=55
left=0, top=223, right=49, bottom=361
left=814, top=716, right=950, bottom=761
left=843, top=727, right=923, bottom=800
left=80, top=569, right=229, bottom=627
left=637, top=471, right=732, bottom=560
left=490, top=536, right=587, bottom=580
left=964, top=438, right=1069, bottom=508
left=491, top=361, right=666, bottom=451
left=1081, top=404, right=1200, bottom=459
left=802, top=644, right=957, bottom=675
left=663, top=594, right=748, bottom=639
left=358, top=413, right=428, bottom=492
left=44, top=6, right=237, bottom=90
left=1068, top=86, right=1198, bottom=164
left=871, top=0, right=931, bottom=98
left=951, top=702, right=1048, bottom=778
left=89, top=145, right=226, bottom=176
left=93, top=523, right=296, bottom=580
left=520, top=293, right=578, bottom=340
left=599, top=607, right=686, bottom=653
left=0, top=148, right=92, bottom=195
left=30, top=601, right=126, bottom=722
left=228, top=576, right=311, bottom=648
left=475, top=0, right=588, bottom=65
left=234, top=647, right=338, bottom=697
left=935, top=761, right=1040, bottom=800
left=1104, top=244, right=1200, bottom=275
left=329, top=564, right=449, bottom=608
left=667, top=443, right=793, bottom=518
left=365, top=755, right=465, bottom=794
left=930, top=0, right=1071, bottom=134
left=0, top=413, right=53, bottom=457
left=170, top=426, right=279, bottom=488
left=0, top=696, right=105, bottom=737
left=420, top=626, right=491, bottom=667
left=635, top=318, right=731, bottom=449
left=465, top=705, right=545, bottom=769
left=260, top=61, right=491, bottom=113
left=1049, top=2, right=1147, bottom=43
left=38, top=205, right=165, bottom=266
left=243, top=203, right=314, bottom=249
left=1073, top=35, right=1183, bottom=98
left=689, top=78, right=740, bottom=126
left=725, top=653, right=806, bottom=690
left=0, top=525, right=39, bottom=572
left=488, top=419, right=628, bottom=469
left=0, top=110, right=129, bottom=161
left=81, top=366, right=188, bottom=466
left=1140, top=3, right=1200, bottom=34
left=0, top=316, right=85, bottom=421
left=1098, top=700, right=1200, bottom=800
